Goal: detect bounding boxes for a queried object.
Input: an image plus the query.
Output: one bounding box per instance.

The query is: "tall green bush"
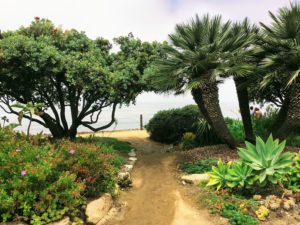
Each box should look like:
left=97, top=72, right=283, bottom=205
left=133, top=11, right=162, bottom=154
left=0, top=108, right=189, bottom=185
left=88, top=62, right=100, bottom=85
left=146, top=105, right=201, bottom=144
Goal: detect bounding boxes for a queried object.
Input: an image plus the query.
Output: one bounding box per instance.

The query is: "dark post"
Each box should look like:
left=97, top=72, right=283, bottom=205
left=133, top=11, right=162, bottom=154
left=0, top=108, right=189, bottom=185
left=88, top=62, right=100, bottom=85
left=140, top=114, right=143, bottom=130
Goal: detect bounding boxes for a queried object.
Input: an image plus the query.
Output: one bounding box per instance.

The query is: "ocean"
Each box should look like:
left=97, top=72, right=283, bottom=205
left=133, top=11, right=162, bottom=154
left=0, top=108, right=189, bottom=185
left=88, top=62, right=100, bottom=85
left=0, top=79, right=242, bottom=134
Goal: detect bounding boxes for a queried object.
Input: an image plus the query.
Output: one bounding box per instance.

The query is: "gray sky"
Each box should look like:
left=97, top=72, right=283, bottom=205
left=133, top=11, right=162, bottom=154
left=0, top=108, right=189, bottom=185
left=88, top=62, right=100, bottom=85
left=0, top=0, right=291, bottom=101
left=0, top=0, right=295, bottom=132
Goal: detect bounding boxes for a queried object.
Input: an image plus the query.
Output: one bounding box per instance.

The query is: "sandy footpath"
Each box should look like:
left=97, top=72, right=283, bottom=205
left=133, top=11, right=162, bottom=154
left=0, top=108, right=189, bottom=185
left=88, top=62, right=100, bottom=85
left=81, top=130, right=224, bottom=225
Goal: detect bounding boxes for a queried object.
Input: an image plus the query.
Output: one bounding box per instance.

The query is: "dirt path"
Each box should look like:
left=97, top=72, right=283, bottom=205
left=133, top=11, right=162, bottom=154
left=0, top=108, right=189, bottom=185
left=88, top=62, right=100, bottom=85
left=90, top=130, right=220, bottom=225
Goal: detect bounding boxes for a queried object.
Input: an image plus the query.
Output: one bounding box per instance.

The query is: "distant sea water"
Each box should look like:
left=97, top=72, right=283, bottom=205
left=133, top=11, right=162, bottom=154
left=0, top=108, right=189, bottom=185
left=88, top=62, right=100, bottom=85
left=0, top=79, right=242, bottom=134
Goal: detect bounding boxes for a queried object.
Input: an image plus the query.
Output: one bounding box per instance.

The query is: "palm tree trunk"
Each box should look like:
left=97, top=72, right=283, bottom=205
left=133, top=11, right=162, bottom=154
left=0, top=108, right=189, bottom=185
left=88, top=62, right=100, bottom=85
left=270, top=94, right=290, bottom=135
left=274, top=79, right=300, bottom=139
left=192, top=79, right=237, bottom=149
left=234, top=77, right=255, bottom=143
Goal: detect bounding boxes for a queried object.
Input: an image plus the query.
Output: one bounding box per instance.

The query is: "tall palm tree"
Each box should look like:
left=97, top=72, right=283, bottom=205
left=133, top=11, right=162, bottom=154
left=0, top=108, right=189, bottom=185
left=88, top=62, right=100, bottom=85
left=215, top=19, right=258, bottom=143
left=259, top=3, right=300, bottom=139
left=148, top=14, right=253, bottom=148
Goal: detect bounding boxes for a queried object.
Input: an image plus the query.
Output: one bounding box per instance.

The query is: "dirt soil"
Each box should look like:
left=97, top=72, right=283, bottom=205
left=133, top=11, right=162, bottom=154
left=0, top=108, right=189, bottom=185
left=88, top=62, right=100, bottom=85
left=87, top=130, right=226, bottom=225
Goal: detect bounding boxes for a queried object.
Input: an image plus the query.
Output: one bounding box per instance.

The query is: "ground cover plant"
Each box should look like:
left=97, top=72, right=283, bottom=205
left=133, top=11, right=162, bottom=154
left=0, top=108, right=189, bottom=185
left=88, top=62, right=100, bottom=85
left=75, top=136, right=133, bottom=153
left=0, top=127, right=129, bottom=224
left=179, top=159, right=217, bottom=174
left=202, top=135, right=300, bottom=224
left=200, top=189, right=260, bottom=225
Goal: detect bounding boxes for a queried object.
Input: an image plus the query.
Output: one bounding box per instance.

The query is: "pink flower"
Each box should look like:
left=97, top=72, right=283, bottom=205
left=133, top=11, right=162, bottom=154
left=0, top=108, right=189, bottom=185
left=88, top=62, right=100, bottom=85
left=21, top=170, right=27, bottom=176
left=69, top=149, right=75, bottom=155
left=16, top=148, right=21, bottom=153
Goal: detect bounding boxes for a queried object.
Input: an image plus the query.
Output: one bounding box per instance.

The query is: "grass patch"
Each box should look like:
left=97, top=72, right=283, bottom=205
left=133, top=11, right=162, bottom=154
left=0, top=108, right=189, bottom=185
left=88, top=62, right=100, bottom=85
left=76, top=136, right=133, bottom=153
left=179, top=159, right=217, bottom=174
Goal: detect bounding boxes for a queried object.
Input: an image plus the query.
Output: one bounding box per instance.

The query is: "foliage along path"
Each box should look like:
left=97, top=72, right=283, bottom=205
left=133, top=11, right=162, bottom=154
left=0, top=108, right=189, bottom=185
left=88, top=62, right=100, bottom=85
left=94, top=130, right=221, bottom=225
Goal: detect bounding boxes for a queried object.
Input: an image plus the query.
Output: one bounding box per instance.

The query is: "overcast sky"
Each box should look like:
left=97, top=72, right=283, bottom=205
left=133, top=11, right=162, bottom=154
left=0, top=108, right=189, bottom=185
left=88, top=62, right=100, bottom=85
left=0, top=0, right=292, bottom=41
left=0, top=0, right=295, bottom=130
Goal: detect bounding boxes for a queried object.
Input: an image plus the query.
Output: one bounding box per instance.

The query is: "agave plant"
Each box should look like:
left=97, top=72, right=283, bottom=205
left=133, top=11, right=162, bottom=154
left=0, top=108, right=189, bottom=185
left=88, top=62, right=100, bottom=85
left=226, top=161, right=256, bottom=188
left=207, top=160, right=232, bottom=190
left=238, top=135, right=292, bottom=185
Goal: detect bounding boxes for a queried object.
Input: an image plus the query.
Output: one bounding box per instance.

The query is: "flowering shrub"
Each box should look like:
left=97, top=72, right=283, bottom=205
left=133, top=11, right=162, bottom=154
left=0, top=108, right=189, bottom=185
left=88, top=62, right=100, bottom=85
left=0, top=143, right=85, bottom=223
left=55, top=140, right=124, bottom=197
left=0, top=128, right=126, bottom=223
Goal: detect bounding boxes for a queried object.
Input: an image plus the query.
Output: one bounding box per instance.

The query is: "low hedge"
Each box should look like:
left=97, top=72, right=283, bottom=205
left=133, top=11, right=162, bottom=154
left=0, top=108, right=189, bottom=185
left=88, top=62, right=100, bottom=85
left=146, top=105, right=201, bottom=144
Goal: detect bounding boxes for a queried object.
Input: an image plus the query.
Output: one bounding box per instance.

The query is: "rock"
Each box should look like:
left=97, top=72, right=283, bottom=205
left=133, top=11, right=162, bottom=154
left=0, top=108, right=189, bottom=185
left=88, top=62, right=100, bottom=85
left=118, top=172, right=130, bottom=179
left=128, top=149, right=136, bottom=157
left=121, top=164, right=133, bottom=172
left=181, top=173, right=210, bottom=185
left=282, top=197, right=296, bottom=210
left=269, top=202, right=281, bottom=210
left=49, top=217, right=71, bottom=225
left=128, top=160, right=136, bottom=165
left=86, top=193, right=113, bottom=224
left=182, top=180, right=186, bottom=185
left=128, top=157, right=137, bottom=161
left=253, top=195, right=262, bottom=201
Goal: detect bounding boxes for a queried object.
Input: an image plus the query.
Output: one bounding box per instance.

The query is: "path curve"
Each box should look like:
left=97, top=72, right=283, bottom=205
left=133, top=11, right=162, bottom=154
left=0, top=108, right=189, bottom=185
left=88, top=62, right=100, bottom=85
left=92, top=130, right=220, bottom=225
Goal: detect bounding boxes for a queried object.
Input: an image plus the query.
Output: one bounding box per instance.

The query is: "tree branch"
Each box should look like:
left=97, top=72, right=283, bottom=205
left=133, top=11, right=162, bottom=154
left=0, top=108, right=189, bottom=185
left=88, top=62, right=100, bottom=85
left=54, top=77, right=69, bottom=130
left=0, top=97, right=46, bottom=126
left=81, top=103, right=117, bottom=132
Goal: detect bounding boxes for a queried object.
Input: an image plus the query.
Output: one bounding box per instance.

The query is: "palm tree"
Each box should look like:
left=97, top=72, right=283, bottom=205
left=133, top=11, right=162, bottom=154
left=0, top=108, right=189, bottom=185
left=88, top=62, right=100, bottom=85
left=259, top=3, right=300, bottom=139
left=215, top=19, right=258, bottom=143
left=148, top=14, right=253, bottom=148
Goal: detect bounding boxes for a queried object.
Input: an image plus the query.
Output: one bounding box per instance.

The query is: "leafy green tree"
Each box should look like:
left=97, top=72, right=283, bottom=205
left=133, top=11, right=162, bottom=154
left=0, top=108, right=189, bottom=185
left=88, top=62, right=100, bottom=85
left=259, top=3, right=300, bottom=139
left=147, top=14, right=253, bottom=148
left=0, top=18, right=161, bottom=138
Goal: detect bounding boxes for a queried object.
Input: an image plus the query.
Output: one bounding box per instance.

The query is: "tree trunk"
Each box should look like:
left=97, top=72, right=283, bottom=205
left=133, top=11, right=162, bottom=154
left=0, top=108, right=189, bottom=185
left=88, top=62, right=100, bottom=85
left=274, top=79, right=300, bottom=139
left=191, top=89, right=214, bottom=127
left=234, top=77, right=255, bottom=143
left=40, top=113, right=66, bottom=138
left=270, top=94, right=290, bottom=135
left=191, top=80, right=237, bottom=149
left=27, top=118, right=32, bottom=139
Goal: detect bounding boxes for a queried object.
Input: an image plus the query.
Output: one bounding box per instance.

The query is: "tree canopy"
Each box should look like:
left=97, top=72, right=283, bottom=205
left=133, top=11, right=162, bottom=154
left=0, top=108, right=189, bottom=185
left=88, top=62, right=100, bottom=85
left=0, top=18, right=163, bottom=138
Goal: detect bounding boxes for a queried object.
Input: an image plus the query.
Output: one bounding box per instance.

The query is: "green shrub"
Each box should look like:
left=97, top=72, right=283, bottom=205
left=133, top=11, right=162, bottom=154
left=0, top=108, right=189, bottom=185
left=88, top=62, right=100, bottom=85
left=287, top=134, right=300, bottom=147
left=180, top=132, right=197, bottom=150
left=180, top=159, right=217, bottom=174
left=252, top=106, right=278, bottom=139
left=54, top=140, right=121, bottom=198
left=195, top=119, right=222, bottom=146
left=146, top=105, right=201, bottom=144
left=0, top=143, right=85, bottom=223
left=284, top=151, right=300, bottom=192
left=0, top=128, right=125, bottom=223
left=225, top=118, right=245, bottom=143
